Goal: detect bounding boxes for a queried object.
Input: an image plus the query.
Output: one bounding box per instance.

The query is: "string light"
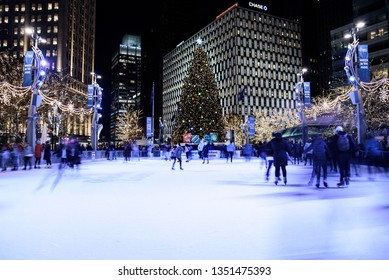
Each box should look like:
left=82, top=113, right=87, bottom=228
left=0, top=81, right=93, bottom=117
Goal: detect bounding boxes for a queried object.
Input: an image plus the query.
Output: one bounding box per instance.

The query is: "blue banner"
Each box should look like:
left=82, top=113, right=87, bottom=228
left=248, top=115, right=255, bottom=136
left=22, top=51, right=34, bottom=87
left=358, top=45, right=370, bottom=83
left=87, top=84, right=94, bottom=109
left=303, top=82, right=311, bottom=106
left=146, top=117, right=152, bottom=138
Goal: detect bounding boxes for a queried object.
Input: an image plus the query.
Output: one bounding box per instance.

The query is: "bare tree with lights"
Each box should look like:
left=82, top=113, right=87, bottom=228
left=223, top=113, right=245, bottom=148
left=115, top=106, right=144, bottom=145
left=252, top=109, right=301, bottom=142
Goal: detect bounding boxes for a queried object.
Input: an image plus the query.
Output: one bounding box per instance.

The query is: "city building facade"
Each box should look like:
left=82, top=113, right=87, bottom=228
left=110, top=34, right=142, bottom=144
left=162, top=2, right=303, bottom=137
left=0, top=0, right=96, bottom=144
left=331, top=0, right=389, bottom=87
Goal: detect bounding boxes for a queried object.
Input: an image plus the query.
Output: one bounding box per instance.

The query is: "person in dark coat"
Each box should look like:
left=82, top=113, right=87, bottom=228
left=43, top=140, right=52, bottom=168
left=304, top=134, right=329, bottom=188
left=202, top=142, right=210, bottom=164
left=329, top=126, right=357, bottom=187
left=270, top=132, right=292, bottom=185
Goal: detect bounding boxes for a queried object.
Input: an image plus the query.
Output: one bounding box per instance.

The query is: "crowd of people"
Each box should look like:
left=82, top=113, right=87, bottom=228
left=1, top=127, right=388, bottom=187
left=0, top=138, right=85, bottom=172
left=257, top=126, right=389, bottom=188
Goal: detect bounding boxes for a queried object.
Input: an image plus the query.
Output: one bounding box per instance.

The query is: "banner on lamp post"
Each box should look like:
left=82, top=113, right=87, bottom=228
left=146, top=117, right=152, bottom=138
left=303, top=82, right=311, bottom=106
left=358, top=45, right=370, bottom=83
left=87, top=84, right=94, bottom=109
left=23, top=51, right=34, bottom=87
left=248, top=115, right=255, bottom=137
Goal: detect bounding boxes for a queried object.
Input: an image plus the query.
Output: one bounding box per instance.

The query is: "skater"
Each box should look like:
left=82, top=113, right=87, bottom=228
left=269, top=132, right=292, bottom=185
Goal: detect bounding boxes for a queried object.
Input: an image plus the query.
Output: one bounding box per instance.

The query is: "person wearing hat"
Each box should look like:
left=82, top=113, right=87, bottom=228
left=329, top=126, right=357, bottom=187
left=269, top=132, right=292, bottom=185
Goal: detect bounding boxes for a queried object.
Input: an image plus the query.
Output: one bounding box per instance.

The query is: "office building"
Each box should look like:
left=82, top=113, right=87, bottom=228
left=110, top=34, right=142, bottom=144
left=0, top=0, right=96, bottom=143
left=331, top=0, right=389, bottom=87
left=162, top=2, right=303, bottom=137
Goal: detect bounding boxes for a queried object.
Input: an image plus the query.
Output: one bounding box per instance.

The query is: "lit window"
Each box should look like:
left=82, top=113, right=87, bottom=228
left=5, top=5, right=9, bottom=12
left=54, top=14, right=58, bottom=21
left=15, top=5, right=19, bottom=12
left=53, top=26, right=58, bottom=33
left=21, top=4, right=26, bottom=11
left=47, top=14, right=52, bottom=21
left=48, top=3, right=53, bottom=10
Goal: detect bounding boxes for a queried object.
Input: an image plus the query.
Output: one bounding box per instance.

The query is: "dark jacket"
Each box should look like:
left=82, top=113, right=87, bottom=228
left=270, top=137, right=291, bottom=167
left=330, top=131, right=357, bottom=155
left=304, top=135, right=328, bottom=162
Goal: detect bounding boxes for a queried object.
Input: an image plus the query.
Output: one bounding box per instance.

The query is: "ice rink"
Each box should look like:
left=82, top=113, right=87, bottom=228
left=1, top=157, right=389, bottom=260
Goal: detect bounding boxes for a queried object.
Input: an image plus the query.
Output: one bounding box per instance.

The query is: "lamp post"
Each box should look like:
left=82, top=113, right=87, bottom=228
left=295, top=68, right=308, bottom=145
left=90, top=72, right=102, bottom=152
left=25, top=28, right=47, bottom=148
left=344, top=22, right=367, bottom=145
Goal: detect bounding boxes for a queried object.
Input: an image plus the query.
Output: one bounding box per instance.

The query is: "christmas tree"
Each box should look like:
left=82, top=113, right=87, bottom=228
left=172, top=46, right=224, bottom=143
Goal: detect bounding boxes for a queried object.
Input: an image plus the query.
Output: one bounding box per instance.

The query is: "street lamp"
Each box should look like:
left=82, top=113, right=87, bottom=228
left=24, top=28, right=47, bottom=148
left=344, top=21, right=367, bottom=144
left=90, top=72, right=102, bottom=152
left=295, top=68, right=308, bottom=145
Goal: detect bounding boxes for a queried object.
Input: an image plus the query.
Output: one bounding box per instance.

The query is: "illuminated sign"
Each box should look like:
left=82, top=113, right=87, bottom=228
left=249, top=2, right=268, bottom=11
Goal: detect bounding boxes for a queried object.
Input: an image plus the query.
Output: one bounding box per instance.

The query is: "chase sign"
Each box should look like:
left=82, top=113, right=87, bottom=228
left=248, top=2, right=268, bottom=11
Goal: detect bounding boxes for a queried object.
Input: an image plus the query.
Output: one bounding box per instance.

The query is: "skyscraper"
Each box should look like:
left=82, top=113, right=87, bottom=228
left=331, top=0, right=389, bottom=87
left=110, top=34, right=142, bottom=144
left=162, top=2, right=303, bottom=137
left=0, top=0, right=96, bottom=143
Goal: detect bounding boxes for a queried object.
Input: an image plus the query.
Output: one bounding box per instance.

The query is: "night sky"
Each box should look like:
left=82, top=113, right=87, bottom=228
left=94, top=0, right=298, bottom=86
left=94, top=0, right=241, bottom=80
